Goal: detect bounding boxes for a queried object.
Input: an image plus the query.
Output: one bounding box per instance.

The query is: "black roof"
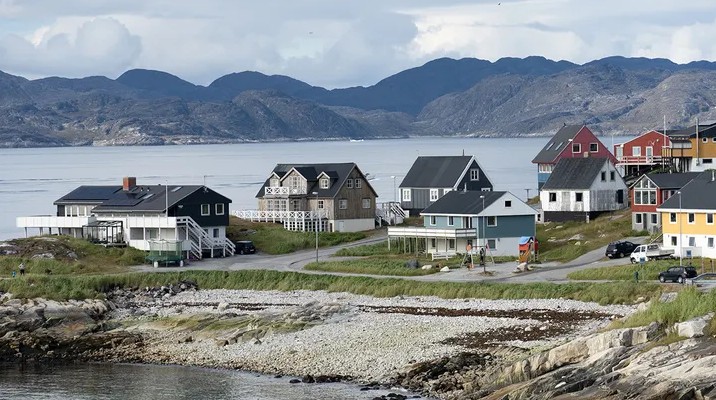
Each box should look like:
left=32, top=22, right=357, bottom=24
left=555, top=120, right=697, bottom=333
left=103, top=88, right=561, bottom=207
left=667, top=122, right=716, bottom=139
left=541, top=157, right=611, bottom=190
left=421, top=190, right=505, bottom=215
left=56, top=184, right=231, bottom=213
left=660, top=171, right=716, bottom=210
left=256, top=163, right=376, bottom=198
left=399, top=156, right=474, bottom=188
left=532, top=125, right=585, bottom=164
left=642, top=172, right=700, bottom=189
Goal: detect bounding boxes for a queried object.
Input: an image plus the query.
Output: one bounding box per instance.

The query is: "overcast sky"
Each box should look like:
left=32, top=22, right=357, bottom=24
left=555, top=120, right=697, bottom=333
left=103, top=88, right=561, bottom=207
left=0, top=0, right=715, bottom=88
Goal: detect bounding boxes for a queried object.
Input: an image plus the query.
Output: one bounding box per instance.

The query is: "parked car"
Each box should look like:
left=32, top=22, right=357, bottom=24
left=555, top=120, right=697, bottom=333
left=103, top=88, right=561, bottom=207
left=605, top=240, right=637, bottom=259
left=234, top=240, right=256, bottom=255
left=658, top=266, right=698, bottom=283
left=630, top=244, right=675, bottom=263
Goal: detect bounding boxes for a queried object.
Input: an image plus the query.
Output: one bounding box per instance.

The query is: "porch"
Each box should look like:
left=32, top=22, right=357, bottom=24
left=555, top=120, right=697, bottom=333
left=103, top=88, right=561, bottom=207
left=232, top=210, right=329, bottom=232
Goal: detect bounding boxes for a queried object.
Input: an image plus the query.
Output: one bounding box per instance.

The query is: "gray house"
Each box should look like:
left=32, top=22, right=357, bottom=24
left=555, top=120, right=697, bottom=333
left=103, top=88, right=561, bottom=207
left=540, top=158, right=627, bottom=222
left=399, top=155, right=493, bottom=215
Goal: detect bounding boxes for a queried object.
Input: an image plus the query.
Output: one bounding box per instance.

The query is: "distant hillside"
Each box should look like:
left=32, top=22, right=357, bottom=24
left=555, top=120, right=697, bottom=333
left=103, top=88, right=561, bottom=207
left=2, top=56, right=716, bottom=147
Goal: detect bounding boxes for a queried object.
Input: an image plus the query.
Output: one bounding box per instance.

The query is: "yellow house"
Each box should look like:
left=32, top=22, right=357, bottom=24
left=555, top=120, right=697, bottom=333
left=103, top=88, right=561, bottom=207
left=657, top=171, right=716, bottom=258
left=665, top=122, right=716, bottom=172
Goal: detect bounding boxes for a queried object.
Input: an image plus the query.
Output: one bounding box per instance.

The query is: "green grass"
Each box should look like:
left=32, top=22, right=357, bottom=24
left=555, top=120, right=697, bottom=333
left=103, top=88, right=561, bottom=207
left=537, top=209, right=648, bottom=263
left=334, top=241, right=402, bottom=257
left=612, top=288, right=716, bottom=329
left=226, top=217, right=367, bottom=255
left=568, top=259, right=714, bottom=281
left=305, top=258, right=438, bottom=276
left=0, top=270, right=661, bottom=305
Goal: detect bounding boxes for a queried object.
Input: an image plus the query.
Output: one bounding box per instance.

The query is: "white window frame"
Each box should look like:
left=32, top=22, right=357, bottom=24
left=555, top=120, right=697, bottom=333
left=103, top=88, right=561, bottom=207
left=709, top=214, right=715, bottom=225
left=320, top=178, right=329, bottom=189
left=201, top=204, right=210, bottom=216
left=317, top=200, right=324, bottom=209
left=269, top=178, right=279, bottom=187
left=487, top=239, right=496, bottom=250
left=688, top=213, right=695, bottom=224
left=689, top=236, right=696, bottom=247
left=447, top=216, right=454, bottom=226
left=487, top=216, right=497, bottom=227
left=346, top=179, right=353, bottom=189
left=635, top=213, right=642, bottom=224
left=402, top=189, right=411, bottom=202
left=355, top=178, right=362, bottom=189
left=671, top=236, right=677, bottom=246
left=429, top=189, right=439, bottom=201
left=362, top=198, right=371, bottom=209
left=632, top=146, right=641, bottom=156
left=610, top=171, right=615, bottom=181
left=572, top=143, right=581, bottom=153
left=589, top=142, right=598, bottom=152
left=338, top=199, right=348, bottom=209
left=430, top=216, right=437, bottom=225
left=670, top=213, right=677, bottom=224
left=470, top=168, right=480, bottom=181
left=213, top=228, right=220, bottom=238
left=215, top=203, right=225, bottom=215
left=709, top=237, right=715, bottom=248
left=448, top=239, right=456, bottom=250
left=504, top=200, right=511, bottom=208
left=651, top=213, right=658, bottom=224
left=549, top=192, right=556, bottom=202
left=575, top=192, right=583, bottom=202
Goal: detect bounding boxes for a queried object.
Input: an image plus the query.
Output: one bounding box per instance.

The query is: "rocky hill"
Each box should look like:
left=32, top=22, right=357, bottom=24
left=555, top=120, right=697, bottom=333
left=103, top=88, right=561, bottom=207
left=2, top=56, right=716, bottom=147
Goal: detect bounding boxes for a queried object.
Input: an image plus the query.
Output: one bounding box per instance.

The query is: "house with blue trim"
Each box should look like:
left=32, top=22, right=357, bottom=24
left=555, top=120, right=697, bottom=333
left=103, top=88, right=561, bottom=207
left=388, top=190, right=537, bottom=257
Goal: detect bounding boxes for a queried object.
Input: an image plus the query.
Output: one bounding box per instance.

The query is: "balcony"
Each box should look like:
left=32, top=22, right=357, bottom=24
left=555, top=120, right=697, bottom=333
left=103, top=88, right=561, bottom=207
left=264, top=186, right=307, bottom=196
left=17, top=215, right=94, bottom=229
left=616, top=155, right=665, bottom=166
left=387, top=226, right=477, bottom=238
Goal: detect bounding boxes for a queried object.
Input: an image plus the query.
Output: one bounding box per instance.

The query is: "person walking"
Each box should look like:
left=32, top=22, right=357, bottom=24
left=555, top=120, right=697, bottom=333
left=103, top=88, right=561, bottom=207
left=18, top=262, right=25, bottom=276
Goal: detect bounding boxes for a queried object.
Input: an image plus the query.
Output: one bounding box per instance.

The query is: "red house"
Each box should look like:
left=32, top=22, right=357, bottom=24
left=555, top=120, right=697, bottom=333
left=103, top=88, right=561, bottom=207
left=614, top=130, right=671, bottom=177
left=532, top=125, right=617, bottom=190
left=629, top=172, right=698, bottom=233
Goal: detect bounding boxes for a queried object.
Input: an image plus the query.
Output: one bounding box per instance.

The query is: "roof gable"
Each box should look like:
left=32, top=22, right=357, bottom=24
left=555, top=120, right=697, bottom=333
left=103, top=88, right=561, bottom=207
left=667, top=123, right=716, bottom=139
left=636, top=172, right=700, bottom=189
left=532, top=125, right=586, bottom=164
left=256, top=162, right=377, bottom=198
left=399, top=156, right=474, bottom=188
left=421, top=190, right=504, bottom=215
left=659, top=171, right=716, bottom=211
left=541, top=157, right=611, bottom=190
left=92, top=185, right=231, bottom=213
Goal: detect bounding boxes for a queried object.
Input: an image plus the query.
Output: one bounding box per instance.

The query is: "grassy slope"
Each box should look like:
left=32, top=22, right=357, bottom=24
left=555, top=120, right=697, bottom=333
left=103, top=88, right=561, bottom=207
left=305, top=259, right=438, bottom=276
left=568, top=258, right=715, bottom=281
left=226, top=217, right=367, bottom=255
left=613, top=288, right=716, bottom=329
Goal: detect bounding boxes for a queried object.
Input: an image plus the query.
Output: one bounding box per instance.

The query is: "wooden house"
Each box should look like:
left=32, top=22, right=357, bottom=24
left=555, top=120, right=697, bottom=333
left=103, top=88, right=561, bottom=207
left=664, top=122, right=716, bottom=172
left=16, top=177, right=235, bottom=259
left=532, top=124, right=617, bottom=190
left=399, top=155, right=492, bottom=215
left=540, top=158, right=627, bottom=222
left=629, top=172, right=699, bottom=233
left=613, top=130, right=671, bottom=177
left=657, top=171, right=716, bottom=259
left=388, top=191, right=537, bottom=258
left=243, top=163, right=378, bottom=232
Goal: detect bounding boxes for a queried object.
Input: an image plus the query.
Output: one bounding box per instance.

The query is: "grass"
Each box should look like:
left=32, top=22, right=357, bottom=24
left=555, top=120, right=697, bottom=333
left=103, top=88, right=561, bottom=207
left=0, top=269, right=661, bottom=305
left=568, top=258, right=715, bottom=281
left=305, top=258, right=438, bottom=276
left=612, top=287, right=716, bottom=329
left=537, top=209, right=649, bottom=263
left=226, top=217, right=367, bottom=255
left=334, top=241, right=402, bottom=257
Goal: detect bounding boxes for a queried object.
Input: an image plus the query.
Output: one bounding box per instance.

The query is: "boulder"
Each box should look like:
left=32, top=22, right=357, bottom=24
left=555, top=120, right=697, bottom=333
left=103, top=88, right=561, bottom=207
left=217, top=302, right=229, bottom=311
left=440, top=266, right=450, bottom=272
left=421, top=265, right=432, bottom=270
left=675, top=314, right=713, bottom=338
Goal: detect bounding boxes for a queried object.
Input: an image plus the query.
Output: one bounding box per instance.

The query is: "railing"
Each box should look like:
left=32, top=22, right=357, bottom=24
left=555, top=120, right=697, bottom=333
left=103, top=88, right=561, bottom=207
left=176, top=216, right=235, bottom=259
left=616, top=155, right=664, bottom=165
left=375, top=202, right=407, bottom=225
left=264, top=186, right=306, bottom=196
left=388, top=226, right=477, bottom=238
left=233, top=209, right=328, bottom=221
left=124, top=215, right=178, bottom=228
left=16, top=215, right=93, bottom=229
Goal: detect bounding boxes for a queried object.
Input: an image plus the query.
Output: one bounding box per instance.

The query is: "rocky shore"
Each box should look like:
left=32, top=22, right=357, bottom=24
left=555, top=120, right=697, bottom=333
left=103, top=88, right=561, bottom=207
left=2, top=284, right=715, bottom=399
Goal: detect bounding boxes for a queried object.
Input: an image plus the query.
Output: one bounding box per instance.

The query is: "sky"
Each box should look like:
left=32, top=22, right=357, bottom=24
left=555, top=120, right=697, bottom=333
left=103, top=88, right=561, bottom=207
left=0, top=0, right=715, bottom=88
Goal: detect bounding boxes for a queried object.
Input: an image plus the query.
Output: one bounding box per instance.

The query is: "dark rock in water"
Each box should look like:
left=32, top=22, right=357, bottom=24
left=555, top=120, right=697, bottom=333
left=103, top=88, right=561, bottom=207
left=274, top=375, right=282, bottom=379
left=289, top=379, right=301, bottom=384
left=301, top=374, right=315, bottom=383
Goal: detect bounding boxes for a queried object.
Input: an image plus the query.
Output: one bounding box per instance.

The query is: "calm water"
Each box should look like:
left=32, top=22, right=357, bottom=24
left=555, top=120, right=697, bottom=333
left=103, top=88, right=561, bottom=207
left=0, top=137, right=557, bottom=240
left=0, top=363, right=418, bottom=399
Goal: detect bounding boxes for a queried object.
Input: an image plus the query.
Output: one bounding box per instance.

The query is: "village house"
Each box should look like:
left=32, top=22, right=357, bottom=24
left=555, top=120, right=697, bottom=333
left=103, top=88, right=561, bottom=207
left=613, top=130, right=671, bottom=177
left=540, top=158, right=627, bottom=222
left=629, top=172, right=699, bottom=233
left=664, top=122, right=716, bottom=173
left=399, top=155, right=493, bottom=215
left=532, top=124, right=617, bottom=190
left=238, top=162, right=378, bottom=232
left=16, top=177, right=234, bottom=260
left=388, top=190, right=537, bottom=258
left=657, top=171, right=716, bottom=259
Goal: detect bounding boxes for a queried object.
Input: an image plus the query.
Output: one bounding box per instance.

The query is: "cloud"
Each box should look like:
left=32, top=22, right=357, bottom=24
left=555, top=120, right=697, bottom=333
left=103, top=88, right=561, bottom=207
left=0, top=17, right=141, bottom=78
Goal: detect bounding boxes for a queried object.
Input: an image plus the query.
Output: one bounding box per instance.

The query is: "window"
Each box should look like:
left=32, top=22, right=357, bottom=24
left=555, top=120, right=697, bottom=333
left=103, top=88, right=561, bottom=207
left=572, top=143, right=581, bottom=153
left=634, top=179, right=656, bottom=205
left=549, top=192, right=556, bottom=202
left=601, top=171, right=606, bottom=181
left=430, top=216, right=437, bottom=225
left=504, top=200, right=512, bottom=207
left=215, top=203, right=225, bottom=215
left=362, top=198, right=371, bottom=209
left=430, top=238, right=436, bottom=248
left=201, top=204, right=210, bottom=216
left=448, top=216, right=454, bottom=226
left=430, top=189, right=439, bottom=201
left=487, top=216, right=497, bottom=226
left=339, top=199, right=348, bottom=209
left=710, top=238, right=715, bottom=248
left=575, top=192, right=583, bottom=202
left=270, top=178, right=279, bottom=187
left=320, top=178, right=329, bottom=189
left=616, top=190, right=624, bottom=204
left=709, top=214, right=714, bottom=224
left=671, top=236, right=677, bottom=246
left=590, top=142, right=598, bottom=152
left=146, top=228, right=159, bottom=239
left=610, top=171, right=615, bottom=181
left=448, top=239, right=455, bottom=250
left=635, top=213, right=642, bottom=224
left=317, top=200, right=324, bottom=209
left=355, top=179, right=362, bottom=188
left=632, top=146, right=641, bottom=156
left=402, top=189, right=411, bottom=202
left=213, top=228, right=219, bottom=238
left=346, top=179, right=353, bottom=189
left=689, top=237, right=696, bottom=247
left=703, top=137, right=709, bottom=143
left=651, top=214, right=658, bottom=224
left=703, top=159, right=713, bottom=164
left=670, top=213, right=676, bottom=223
left=487, top=239, right=496, bottom=250
left=688, top=213, right=695, bottom=224
left=470, top=169, right=480, bottom=181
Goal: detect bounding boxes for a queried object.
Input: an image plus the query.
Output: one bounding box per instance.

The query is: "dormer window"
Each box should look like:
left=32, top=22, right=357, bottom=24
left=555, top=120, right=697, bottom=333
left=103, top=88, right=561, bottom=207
left=346, top=179, right=353, bottom=189
left=355, top=178, right=362, bottom=189
left=270, top=178, right=279, bottom=187
left=320, top=178, right=329, bottom=189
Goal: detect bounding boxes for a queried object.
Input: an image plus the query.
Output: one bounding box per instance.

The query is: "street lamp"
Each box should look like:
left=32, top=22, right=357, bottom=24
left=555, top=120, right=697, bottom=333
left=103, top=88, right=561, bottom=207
left=678, top=190, right=683, bottom=266
left=480, top=195, right=486, bottom=272
left=313, top=191, right=319, bottom=263
left=390, top=175, right=397, bottom=203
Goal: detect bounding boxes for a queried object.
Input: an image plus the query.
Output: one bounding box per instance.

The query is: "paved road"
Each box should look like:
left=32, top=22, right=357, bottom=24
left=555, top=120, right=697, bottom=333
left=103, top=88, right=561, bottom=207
left=132, top=235, right=650, bottom=284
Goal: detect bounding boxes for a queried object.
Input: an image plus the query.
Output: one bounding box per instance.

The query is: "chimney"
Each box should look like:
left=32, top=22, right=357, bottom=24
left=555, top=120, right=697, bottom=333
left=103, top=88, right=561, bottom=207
left=123, top=177, right=137, bottom=191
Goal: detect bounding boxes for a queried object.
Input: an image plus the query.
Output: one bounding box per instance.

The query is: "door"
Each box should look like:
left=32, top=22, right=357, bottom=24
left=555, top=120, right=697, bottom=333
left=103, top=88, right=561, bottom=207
left=642, top=213, right=647, bottom=230
left=646, top=146, right=653, bottom=160
left=337, top=221, right=345, bottom=232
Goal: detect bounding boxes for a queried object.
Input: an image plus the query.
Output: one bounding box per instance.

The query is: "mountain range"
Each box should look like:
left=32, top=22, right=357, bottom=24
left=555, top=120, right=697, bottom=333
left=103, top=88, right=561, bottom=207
left=2, top=55, right=716, bottom=147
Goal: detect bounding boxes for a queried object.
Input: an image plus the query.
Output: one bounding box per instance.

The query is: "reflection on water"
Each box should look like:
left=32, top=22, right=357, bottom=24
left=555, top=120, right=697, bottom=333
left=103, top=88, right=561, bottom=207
left=0, top=363, right=416, bottom=400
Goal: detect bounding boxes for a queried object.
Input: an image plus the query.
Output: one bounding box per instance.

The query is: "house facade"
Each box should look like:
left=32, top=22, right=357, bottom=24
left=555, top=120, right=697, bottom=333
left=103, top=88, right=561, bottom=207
left=629, top=172, right=699, bottom=233
left=16, top=177, right=235, bottom=259
left=540, top=158, right=627, bottom=222
left=242, top=163, right=378, bottom=232
left=613, top=130, right=671, bottom=177
left=399, top=155, right=493, bottom=215
left=657, top=171, right=716, bottom=259
left=388, top=191, right=537, bottom=257
left=532, top=125, right=617, bottom=190
left=665, top=122, right=716, bottom=173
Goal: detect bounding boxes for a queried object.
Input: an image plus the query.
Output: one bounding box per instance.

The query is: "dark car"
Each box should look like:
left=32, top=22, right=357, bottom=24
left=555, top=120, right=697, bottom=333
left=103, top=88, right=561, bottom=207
left=605, top=240, right=637, bottom=259
left=235, top=240, right=256, bottom=255
left=658, top=266, right=698, bottom=283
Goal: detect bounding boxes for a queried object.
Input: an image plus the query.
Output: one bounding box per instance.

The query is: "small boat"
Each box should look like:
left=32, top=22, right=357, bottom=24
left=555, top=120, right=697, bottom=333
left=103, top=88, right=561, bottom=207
left=349, top=139, right=364, bottom=142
